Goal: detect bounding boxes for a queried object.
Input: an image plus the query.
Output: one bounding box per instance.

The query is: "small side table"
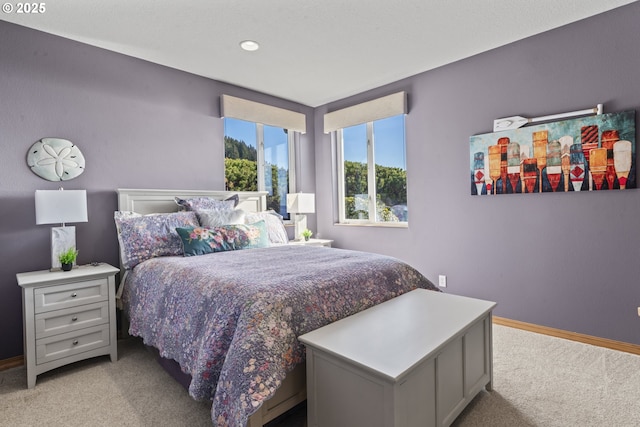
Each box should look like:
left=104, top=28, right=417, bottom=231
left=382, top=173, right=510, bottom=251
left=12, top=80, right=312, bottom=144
left=16, top=263, right=119, bottom=388
left=287, top=238, right=333, bottom=247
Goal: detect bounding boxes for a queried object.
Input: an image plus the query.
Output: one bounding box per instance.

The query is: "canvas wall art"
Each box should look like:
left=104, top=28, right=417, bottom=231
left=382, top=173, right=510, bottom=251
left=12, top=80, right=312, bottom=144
left=470, top=110, right=636, bottom=195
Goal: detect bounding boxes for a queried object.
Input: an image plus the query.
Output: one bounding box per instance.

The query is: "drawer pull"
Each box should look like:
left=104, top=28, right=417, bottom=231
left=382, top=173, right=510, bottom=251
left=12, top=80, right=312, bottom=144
left=71, top=292, right=77, bottom=298
left=71, top=316, right=78, bottom=322
left=72, top=340, right=79, bottom=346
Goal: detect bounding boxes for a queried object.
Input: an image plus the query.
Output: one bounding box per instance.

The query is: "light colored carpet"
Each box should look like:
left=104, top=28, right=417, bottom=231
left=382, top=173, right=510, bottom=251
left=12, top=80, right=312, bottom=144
left=1, top=325, right=640, bottom=426
left=0, top=338, right=213, bottom=427
left=454, top=325, right=640, bottom=427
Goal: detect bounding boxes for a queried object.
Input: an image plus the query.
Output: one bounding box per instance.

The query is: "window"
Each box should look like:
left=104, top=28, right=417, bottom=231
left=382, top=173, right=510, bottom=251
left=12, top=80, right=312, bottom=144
left=221, top=95, right=306, bottom=220
left=337, top=115, right=408, bottom=224
left=224, top=118, right=295, bottom=218
left=325, top=91, right=408, bottom=225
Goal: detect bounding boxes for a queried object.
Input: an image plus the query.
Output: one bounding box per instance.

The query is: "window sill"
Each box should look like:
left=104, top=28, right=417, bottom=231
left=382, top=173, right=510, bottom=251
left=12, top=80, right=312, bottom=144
left=334, top=222, right=408, bottom=229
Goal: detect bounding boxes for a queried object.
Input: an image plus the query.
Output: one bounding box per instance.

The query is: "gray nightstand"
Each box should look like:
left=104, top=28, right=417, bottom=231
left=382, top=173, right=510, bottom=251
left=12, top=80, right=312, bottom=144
left=16, top=263, right=119, bottom=388
left=287, top=238, right=333, bottom=247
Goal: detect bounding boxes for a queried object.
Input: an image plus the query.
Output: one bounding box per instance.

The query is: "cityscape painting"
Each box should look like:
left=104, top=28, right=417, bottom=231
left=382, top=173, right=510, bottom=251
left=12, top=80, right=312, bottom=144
left=470, top=110, right=636, bottom=195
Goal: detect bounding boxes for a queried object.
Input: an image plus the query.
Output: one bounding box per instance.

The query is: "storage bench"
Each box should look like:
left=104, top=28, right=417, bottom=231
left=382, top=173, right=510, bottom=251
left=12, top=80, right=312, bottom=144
left=298, top=289, right=496, bottom=427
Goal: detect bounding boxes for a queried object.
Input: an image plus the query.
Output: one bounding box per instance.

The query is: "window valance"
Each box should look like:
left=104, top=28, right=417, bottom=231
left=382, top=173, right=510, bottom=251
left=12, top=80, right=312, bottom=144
left=323, top=91, right=407, bottom=133
left=220, top=94, right=306, bottom=133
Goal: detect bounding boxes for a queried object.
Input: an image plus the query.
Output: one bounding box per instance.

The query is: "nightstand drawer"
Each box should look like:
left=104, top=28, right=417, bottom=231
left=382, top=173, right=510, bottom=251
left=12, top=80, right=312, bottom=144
left=34, top=279, right=108, bottom=314
left=35, top=302, right=109, bottom=339
left=36, top=324, right=110, bottom=365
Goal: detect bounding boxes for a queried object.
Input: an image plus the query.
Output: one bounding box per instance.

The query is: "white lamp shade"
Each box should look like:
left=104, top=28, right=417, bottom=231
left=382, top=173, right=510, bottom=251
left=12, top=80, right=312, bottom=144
left=287, top=193, right=315, bottom=214
left=35, top=189, right=88, bottom=225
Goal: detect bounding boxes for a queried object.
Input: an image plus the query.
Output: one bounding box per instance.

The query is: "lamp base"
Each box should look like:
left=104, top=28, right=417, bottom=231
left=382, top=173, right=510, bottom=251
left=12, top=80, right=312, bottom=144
left=51, top=226, right=76, bottom=271
left=293, top=214, right=308, bottom=241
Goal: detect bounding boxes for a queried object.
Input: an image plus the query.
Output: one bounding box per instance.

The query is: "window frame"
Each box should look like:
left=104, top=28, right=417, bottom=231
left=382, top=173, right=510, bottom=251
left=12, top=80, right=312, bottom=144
left=335, top=115, right=408, bottom=227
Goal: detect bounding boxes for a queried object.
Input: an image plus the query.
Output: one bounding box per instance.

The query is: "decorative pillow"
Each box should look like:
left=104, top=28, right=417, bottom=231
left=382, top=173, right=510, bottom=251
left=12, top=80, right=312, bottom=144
left=245, top=210, right=289, bottom=244
left=114, top=211, right=199, bottom=269
left=224, top=194, right=240, bottom=208
left=175, top=196, right=236, bottom=211
left=197, top=209, right=246, bottom=228
left=176, top=220, right=270, bottom=257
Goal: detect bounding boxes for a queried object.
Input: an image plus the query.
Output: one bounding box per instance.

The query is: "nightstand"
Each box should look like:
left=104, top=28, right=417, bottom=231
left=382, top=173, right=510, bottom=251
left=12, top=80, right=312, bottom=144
left=287, top=238, right=333, bottom=247
left=16, top=263, right=119, bottom=388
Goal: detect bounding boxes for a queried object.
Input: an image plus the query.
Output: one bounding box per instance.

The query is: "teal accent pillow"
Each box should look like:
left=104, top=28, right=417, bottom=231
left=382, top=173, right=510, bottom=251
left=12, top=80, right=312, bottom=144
left=176, top=220, right=270, bottom=256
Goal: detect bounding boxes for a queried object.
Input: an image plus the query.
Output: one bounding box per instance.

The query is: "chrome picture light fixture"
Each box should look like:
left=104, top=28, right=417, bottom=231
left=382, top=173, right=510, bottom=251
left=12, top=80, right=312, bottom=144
left=493, top=104, right=603, bottom=132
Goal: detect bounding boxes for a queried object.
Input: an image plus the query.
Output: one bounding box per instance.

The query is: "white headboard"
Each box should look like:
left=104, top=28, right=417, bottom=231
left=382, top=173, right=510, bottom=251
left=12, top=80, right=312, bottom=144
left=116, top=188, right=268, bottom=214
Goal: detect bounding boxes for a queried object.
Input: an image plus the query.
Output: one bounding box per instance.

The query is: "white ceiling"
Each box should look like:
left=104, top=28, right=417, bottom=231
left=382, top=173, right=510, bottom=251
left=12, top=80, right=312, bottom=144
left=1, top=0, right=635, bottom=107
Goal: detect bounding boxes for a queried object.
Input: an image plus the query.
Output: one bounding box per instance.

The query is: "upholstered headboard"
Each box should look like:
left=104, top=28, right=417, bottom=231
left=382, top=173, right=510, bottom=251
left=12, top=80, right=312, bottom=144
left=116, top=188, right=268, bottom=214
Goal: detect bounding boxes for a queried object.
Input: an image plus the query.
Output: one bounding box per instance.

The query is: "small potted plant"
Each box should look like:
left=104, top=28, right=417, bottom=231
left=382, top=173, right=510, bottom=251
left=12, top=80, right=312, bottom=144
left=301, top=229, right=313, bottom=241
left=59, top=248, right=78, bottom=271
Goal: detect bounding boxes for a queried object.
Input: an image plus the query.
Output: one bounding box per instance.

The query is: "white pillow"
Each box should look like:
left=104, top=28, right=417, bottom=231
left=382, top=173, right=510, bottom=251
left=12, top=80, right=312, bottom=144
left=197, top=209, right=246, bottom=228
left=245, top=210, right=289, bottom=244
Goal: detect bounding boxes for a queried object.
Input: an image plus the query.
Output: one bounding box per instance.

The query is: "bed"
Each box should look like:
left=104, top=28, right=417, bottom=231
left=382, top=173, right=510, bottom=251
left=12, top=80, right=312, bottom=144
left=115, top=188, right=440, bottom=427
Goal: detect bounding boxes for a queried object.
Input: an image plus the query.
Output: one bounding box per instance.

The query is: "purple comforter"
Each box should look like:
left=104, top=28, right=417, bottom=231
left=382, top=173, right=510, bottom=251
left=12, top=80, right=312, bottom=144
left=122, top=245, right=438, bottom=426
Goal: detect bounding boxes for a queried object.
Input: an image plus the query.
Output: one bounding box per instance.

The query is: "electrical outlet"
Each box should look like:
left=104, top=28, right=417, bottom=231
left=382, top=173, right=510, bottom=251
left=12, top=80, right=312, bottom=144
left=438, top=275, right=447, bottom=288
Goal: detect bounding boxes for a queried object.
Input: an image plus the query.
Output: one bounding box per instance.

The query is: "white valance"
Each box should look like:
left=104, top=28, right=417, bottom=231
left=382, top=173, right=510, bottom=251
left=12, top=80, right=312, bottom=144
left=323, top=91, right=407, bottom=133
left=220, top=94, right=306, bottom=133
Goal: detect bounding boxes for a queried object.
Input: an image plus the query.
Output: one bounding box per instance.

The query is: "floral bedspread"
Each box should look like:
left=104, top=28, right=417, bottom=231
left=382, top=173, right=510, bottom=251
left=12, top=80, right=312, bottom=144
left=122, top=245, right=439, bottom=427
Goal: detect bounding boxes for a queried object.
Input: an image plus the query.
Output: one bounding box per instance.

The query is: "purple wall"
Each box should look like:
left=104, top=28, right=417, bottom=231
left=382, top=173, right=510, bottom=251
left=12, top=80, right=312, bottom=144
left=0, top=21, right=314, bottom=359
left=1, top=3, right=639, bottom=361
left=314, top=3, right=640, bottom=345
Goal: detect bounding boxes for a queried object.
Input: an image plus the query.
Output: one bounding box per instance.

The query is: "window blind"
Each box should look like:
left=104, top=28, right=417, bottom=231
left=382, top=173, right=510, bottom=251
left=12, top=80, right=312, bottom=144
left=323, top=91, right=407, bottom=133
left=220, top=94, right=306, bottom=133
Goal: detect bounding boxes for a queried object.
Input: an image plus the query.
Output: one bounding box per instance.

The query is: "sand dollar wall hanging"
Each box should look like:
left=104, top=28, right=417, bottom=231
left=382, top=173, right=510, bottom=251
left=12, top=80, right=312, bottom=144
left=27, top=138, right=85, bottom=181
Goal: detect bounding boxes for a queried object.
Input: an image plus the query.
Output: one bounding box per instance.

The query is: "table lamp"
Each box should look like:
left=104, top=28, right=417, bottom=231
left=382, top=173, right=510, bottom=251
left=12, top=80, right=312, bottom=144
left=35, top=189, right=88, bottom=270
left=286, top=193, right=315, bottom=241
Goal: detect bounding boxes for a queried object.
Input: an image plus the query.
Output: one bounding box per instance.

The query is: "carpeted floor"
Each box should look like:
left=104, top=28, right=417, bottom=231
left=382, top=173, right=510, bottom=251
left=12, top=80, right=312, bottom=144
left=1, top=325, right=639, bottom=426
left=454, top=325, right=640, bottom=427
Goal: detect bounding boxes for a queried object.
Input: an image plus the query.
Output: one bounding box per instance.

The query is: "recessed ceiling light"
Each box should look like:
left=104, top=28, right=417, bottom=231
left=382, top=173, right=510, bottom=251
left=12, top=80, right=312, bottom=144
left=240, top=40, right=260, bottom=52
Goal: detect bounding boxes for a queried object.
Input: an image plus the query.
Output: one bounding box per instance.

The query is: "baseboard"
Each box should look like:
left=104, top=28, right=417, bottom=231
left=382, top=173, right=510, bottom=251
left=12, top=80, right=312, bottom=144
left=493, top=316, right=640, bottom=356
left=0, top=355, right=24, bottom=371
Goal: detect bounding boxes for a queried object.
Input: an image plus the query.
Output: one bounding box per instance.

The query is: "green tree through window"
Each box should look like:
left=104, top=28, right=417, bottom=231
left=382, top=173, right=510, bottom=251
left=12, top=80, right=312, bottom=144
left=224, top=118, right=294, bottom=219
left=339, top=115, right=408, bottom=223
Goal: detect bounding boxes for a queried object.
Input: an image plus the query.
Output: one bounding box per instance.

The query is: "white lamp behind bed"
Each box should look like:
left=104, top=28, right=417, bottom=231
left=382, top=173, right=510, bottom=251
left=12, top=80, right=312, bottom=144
left=35, top=188, right=88, bottom=270
left=286, top=193, right=315, bottom=241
